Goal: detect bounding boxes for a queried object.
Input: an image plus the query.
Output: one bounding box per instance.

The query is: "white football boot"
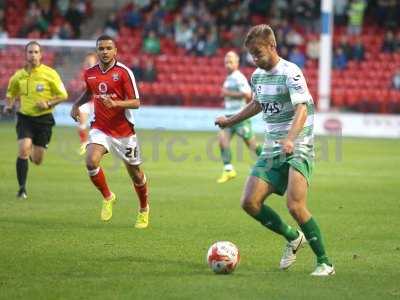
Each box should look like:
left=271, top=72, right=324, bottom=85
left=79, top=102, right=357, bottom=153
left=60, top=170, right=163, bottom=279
left=311, top=263, right=336, bottom=276
left=280, top=230, right=307, bottom=269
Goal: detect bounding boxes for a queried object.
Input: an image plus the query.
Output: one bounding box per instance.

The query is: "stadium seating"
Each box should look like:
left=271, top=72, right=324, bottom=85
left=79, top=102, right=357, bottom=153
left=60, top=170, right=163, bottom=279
left=108, top=23, right=395, bottom=113
left=1, top=1, right=398, bottom=113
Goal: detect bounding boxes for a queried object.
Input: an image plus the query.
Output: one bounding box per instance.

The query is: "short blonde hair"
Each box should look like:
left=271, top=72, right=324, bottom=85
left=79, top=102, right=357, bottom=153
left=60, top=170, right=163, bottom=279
left=225, top=51, right=239, bottom=62
left=244, top=24, right=277, bottom=48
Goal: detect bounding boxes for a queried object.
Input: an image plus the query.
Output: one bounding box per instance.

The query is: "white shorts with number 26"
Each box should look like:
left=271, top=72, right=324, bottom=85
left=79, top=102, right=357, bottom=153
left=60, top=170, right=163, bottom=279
left=88, top=128, right=142, bottom=165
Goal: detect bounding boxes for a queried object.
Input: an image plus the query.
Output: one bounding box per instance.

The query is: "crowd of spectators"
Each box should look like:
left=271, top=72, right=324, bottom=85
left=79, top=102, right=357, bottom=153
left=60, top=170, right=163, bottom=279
left=98, top=0, right=399, bottom=72
left=1, top=0, right=92, bottom=39
left=1, top=0, right=400, bottom=78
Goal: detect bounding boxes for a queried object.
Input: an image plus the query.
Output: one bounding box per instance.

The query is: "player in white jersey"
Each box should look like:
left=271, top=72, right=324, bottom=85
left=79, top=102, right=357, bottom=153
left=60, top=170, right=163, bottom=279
left=215, top=25, right=334, bottom=276
left=77, top=52, right=97, bottom=155
left=217, top=51, right=262, bottom=183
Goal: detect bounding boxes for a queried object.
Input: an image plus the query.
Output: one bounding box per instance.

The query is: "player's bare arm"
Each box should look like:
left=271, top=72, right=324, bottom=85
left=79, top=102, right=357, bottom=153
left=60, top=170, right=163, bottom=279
left=70, top=89, right=91, bottom=121
left=279, top=103, right=307, bottom=154
left=215, top=99, right=262, bottom=128
left=100, top=95, right=140, bottom=109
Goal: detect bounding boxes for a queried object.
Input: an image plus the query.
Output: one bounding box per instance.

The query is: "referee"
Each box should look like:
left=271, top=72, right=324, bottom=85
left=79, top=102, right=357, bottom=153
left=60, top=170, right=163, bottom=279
left=3, top=41, right=68, bottom=199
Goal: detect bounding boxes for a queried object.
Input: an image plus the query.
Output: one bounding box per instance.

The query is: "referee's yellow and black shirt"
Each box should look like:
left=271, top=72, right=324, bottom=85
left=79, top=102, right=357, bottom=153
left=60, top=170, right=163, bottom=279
left=6, top=64, right=68, bottom=117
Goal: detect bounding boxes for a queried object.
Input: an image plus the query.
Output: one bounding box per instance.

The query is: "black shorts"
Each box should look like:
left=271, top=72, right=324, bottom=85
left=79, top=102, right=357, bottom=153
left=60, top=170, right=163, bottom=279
left=16, top=112, right=55, bottom=148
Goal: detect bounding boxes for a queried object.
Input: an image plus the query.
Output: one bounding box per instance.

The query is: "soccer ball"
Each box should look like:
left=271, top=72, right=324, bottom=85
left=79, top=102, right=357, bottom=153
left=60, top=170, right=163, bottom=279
left=206, top=241, right=240, bottom=274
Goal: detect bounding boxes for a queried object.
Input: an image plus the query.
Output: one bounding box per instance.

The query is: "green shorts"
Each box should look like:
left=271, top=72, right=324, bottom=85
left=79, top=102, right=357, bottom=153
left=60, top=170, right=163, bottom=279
left=250, top=154, right=313, bottom=196
left=228, top=118, right=254, bottom=141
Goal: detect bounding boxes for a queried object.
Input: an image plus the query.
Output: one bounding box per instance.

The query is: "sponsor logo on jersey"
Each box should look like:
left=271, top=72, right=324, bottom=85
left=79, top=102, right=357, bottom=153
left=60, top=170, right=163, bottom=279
left=293, top=83, right=305, bottom=94
left=98, top=82, right=108, bottom=94
left=261, top=102, right=283, bottom=116
left=112, top=73, right=120, bottom=81
left=36, top=84, right=44, bottom=92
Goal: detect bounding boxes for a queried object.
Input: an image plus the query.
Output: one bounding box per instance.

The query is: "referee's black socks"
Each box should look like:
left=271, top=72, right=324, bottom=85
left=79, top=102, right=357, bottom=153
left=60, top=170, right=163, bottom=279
left=16, top=157, right=28, bottom=190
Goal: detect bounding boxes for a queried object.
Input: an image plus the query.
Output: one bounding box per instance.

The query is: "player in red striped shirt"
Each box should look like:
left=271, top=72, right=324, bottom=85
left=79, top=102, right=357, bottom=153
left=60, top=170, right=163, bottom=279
left=70, top=35, right=149, bottom=228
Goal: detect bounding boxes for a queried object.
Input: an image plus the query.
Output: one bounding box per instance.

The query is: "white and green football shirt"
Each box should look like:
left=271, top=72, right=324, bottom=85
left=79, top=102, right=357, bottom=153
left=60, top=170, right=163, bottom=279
left=223, top=70, right=252, bottom=114
left=251, top=58, right=314, bottom=159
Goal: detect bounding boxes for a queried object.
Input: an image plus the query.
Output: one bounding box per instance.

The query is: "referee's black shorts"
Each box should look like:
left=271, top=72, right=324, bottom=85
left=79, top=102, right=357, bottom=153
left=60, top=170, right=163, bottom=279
left=16, top=112, right=55, bottom=148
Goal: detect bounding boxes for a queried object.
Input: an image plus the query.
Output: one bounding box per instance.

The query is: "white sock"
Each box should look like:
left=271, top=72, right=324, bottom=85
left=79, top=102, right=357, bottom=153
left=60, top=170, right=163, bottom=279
left=224, top=164, right=233, bottom=171
left=87, top=167, right=100, bottom=176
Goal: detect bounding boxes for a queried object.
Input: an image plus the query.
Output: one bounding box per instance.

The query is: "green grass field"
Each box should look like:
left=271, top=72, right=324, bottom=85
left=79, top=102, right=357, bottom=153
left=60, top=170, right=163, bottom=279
left=0, top=122, right=399, bottom=300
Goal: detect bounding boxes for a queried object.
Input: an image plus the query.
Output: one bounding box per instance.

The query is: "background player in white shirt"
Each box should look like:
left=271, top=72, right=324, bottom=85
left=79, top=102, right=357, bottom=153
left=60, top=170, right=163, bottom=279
left=217, top=51, right=262, bottom=183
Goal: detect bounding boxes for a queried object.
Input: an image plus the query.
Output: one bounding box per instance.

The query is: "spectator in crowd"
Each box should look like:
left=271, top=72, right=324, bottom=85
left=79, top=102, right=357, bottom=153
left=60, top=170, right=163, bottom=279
left=142, top=60, right=157, bottom=82
left=57, top=0, right=70, bottom=16
left=375, top=0, right=399, bottom=29
left=0, top=24, right=8, bottom=39
left=0, top=8, right=4, bottom=26
left=285, top=28, right=304, bottom=48
left=40, top=1, right=53, bottom=29
left=51, top=23, right=73, bottom=40
left=230, top=25, right=246, bottom=48
left=338, top=35, right=353, bottom=60
left=131, top=0, right=151, bottom=10
left=65, top=0, right=84, bottom=38
left=289, top=46, right=306, bottom=69
left=334, top=0, right=348, bottom=26
left=216, top=7, right=234, bottom=30
left=18, top=2, right=49, bottom=36
left=306, top=36, right=319, bottom=60
left=143, top=30, right=161, bottom=54
left=333, top=47, right=348, bottom=70
left=162, top=0, right=179, bottom=12
left=393, top=69, right=400, bottom=90
left=293, top=0, right=320, bottom=32
left=104, top=12, right=119, bottom=38
left=279, top=45, right=290, bottom=60
left=192, top=26, right=208, bottom=56
left=382, top=31, right=396, bottom=53
left=395, top=31, right=400, bottom=52
left=124, top=4, right=142, bottom=28
left=347, top=0, right=367, bottom=35
left=248, top=0, right=272, bottom=17
left=174, top=17, right=193, bottom=49
left=203, top=31, right=218, bottom=56
left=270, top=0, right=290, bottom=20
left=352, top=36, right=365, bottom=61
left=143, top=4, right=165, bottom=36
left=130, top=57, right=143, bottom=82
left=181, top=0, right=196, bottom=19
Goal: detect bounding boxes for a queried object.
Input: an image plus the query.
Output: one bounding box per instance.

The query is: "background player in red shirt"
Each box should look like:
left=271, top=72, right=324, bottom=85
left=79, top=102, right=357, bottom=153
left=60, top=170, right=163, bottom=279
left=70, top=35, right=149, bottom=229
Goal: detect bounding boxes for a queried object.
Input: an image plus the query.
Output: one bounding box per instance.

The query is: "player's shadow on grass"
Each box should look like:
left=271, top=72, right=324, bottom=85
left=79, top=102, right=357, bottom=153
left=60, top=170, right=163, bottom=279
left=107, top=256, right=268, bottom=277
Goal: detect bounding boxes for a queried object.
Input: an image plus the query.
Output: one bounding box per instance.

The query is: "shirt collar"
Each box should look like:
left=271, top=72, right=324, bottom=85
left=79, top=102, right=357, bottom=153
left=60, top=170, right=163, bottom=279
left=99, top=60, right=117, bottom=74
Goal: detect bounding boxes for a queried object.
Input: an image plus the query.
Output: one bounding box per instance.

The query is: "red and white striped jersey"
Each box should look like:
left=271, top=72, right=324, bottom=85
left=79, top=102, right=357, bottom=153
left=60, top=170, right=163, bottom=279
left=84, top=61, right=139, bottom=137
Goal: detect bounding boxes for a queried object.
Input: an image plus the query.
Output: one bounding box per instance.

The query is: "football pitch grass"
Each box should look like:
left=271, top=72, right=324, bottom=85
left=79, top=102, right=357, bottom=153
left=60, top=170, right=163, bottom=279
left=0, top=123, right=399, bottom=299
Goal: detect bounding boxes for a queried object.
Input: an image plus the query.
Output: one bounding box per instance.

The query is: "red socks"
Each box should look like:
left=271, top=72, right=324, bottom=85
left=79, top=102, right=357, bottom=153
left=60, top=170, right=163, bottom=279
left=134, top=177, right=148, bottom=210
left=88, top=167, right=112, bottom=199
left=88, top=167, right=148, bottom=208
left=78, top=128, right=88, bottom=143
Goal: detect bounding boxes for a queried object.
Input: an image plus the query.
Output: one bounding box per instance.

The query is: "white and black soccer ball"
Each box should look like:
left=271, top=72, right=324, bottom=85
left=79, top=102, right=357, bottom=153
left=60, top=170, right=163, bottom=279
left=206, top=241, right=240, bottom=274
